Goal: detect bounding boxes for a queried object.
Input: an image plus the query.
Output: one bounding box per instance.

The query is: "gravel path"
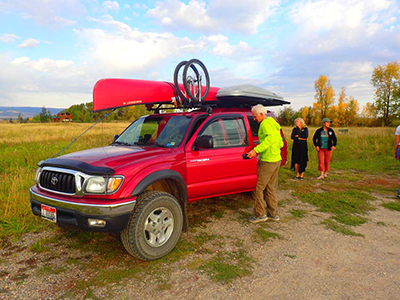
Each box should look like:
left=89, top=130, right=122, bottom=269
left=1, top=191, right=399, bottom=300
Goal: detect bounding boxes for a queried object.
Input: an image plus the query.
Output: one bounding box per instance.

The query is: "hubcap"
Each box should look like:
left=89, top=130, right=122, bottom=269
left=144, top=207, right=174, bottom=247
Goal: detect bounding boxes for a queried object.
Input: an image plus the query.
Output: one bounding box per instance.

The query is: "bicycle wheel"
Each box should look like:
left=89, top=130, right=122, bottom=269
left=173, top=60, right=188, bottom=105
left=183, top=59, right=210, bottom=104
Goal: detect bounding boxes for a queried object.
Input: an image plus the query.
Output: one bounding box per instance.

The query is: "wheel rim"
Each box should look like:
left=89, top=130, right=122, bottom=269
left=143, top=207, right=174, bottom=247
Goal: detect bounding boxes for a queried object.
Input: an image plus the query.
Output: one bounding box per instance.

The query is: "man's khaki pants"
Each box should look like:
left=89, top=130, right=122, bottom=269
left=253, top=160, right=281, bottom=218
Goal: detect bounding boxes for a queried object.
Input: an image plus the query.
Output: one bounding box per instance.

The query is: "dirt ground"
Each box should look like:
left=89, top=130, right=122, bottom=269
left=1, top=190, right=400, bottom=300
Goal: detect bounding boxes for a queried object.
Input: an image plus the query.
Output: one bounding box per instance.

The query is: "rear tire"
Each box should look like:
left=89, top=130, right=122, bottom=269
left=173, top=60, right=189, bottom=104
left=121, top=191, right=183, bottom=261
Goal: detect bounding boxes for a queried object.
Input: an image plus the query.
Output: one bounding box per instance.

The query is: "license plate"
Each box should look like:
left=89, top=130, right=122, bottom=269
left=41, top=204, right=57, bottom=223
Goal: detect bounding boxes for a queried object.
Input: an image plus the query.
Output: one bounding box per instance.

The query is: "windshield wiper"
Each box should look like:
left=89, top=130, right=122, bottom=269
left=149, top=142, right=168, bottom=148
left=112, top=141, right=132, bottom=146
left=133, top=141, right=168, bottom=148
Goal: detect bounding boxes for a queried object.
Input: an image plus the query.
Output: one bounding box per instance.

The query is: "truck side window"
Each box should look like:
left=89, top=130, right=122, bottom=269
left=248, top=117, right=259, bottom=137
left=200, top=117, right=247, bottom=148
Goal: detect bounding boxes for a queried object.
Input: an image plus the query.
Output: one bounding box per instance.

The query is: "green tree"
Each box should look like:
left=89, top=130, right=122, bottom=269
left=39, top=106, right=52, bottom=123
left=277, top=106, right=295, bottom=126
left=371, top=61, right=400, bottom=126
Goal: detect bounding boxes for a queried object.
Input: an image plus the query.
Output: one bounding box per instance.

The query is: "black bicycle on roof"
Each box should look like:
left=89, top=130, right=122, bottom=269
left=173, top=58, right=210, bottom=107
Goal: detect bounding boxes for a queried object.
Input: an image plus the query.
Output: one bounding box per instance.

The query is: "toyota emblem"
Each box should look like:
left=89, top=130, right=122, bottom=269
left=51, top=176, right=58, bottom=185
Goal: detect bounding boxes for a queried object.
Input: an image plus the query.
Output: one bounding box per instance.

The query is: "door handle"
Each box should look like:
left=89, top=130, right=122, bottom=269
left=242, top=154, right=251, bottom=160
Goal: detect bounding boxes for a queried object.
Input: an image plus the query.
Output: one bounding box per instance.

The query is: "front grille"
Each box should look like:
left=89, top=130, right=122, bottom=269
left=40, top=170, right=76, bottom=194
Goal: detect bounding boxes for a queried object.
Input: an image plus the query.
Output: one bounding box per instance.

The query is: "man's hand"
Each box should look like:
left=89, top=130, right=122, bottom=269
left=316, top=146, right=320, bottom=151
left=247, top=149, right=257, bottom=158
left=331, top=146, right=336, bottom=151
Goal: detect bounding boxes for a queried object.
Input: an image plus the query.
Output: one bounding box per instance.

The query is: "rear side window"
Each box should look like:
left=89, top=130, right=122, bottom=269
left=248, top=112, right=277, bottom=137
left=200, top=117, right=247, bottom=148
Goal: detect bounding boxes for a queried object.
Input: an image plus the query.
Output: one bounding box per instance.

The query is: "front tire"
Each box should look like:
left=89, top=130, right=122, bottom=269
left=121, top=191, right=183, bottom=261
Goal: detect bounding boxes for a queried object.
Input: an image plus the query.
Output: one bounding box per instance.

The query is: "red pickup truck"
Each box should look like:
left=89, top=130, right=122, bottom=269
left=30, top=79, right=289, bottom=260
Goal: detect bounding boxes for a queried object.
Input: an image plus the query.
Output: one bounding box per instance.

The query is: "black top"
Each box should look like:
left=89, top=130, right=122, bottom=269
left=290, top=127, right=309, bottom=173
left=312, top=127, right=337, bottom=151
left=291, top=127, right=308, bottom=141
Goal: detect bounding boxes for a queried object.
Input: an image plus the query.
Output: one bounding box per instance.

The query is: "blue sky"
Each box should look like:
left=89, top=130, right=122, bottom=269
left=0, top=0, right=399, bottom=111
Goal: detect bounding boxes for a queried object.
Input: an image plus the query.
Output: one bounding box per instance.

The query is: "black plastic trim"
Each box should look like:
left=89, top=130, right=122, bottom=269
left=40, top=158, right=115, bottom=175
left=131, top=170, right=187, bottom=199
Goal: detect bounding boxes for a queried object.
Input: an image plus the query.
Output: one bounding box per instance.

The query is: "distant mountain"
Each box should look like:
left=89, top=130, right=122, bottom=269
left=0, top=106, right=66, bottom=120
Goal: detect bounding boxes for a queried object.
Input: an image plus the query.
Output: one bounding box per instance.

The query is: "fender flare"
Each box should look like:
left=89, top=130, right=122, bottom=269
left=131, top=170, right=189, bottom=231
left=131, top=170, right=187, bottom=199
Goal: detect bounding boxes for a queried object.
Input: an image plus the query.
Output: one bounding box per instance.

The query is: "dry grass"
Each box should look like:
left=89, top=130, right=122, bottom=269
left=0, top=122, right=129, bottom=145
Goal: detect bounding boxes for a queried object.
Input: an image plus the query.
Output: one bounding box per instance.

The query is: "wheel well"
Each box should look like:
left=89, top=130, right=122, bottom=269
left=143, top=178, right=188, bottom=231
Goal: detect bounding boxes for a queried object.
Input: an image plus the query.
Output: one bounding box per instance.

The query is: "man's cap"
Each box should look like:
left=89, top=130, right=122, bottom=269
left=322, top=117, right=332, bottom=123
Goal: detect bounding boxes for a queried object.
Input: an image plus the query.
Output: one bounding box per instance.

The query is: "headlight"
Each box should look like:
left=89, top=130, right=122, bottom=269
left=85, top=177, right=106, bottom=193
left=35, top=167, right=42, bottom=184
left=84, top=176, right=124, bottom=194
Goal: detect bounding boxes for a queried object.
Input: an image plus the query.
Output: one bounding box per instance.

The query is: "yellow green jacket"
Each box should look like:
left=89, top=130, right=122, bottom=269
left=254, top=117, right=283, bottom=162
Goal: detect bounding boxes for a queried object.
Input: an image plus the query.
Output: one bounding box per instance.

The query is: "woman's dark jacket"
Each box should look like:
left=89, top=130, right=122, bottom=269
left=312, top=127, right=337, bottom=150
left=290, top=127, right=308, bottom=173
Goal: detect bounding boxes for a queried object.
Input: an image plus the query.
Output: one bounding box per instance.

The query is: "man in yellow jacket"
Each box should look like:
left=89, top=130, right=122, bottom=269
left=246, top=104, right=283, bottom=223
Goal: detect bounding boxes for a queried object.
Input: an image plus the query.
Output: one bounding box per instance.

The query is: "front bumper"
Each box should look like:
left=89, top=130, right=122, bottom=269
left=30, top=187, right=136, bottom=232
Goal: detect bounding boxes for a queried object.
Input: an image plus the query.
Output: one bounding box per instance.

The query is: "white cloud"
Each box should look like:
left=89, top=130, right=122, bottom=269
left=288, top=0, right=398, bottom=55
left=0, top=54, right=88, bottom=107
left=18, top=38, right=40, bottom=48
left=53, top=16, right=77, bottom=26
left=11, top=57, right=75, bottom=72
left=102, top=1, right=120, bottom=12
left=87, top=15, right=132, bottom=33
left=146, top=0, right=280, bottom=35
left=0, top=0, right=82, bottom=27
left=263, top=0, right=400, bottom=110
left=206, top=35, right=260, bottom=59
left=0, top=34, right=20, bottom=43
left=75, top=27, right=200, bottom=76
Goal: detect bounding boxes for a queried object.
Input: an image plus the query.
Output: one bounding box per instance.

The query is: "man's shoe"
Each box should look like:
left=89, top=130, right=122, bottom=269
left=249, top=215, right=268, bottom=223
left=397, top=194, right=400, bottom=199
left=267, top=214, right=280, bottom=221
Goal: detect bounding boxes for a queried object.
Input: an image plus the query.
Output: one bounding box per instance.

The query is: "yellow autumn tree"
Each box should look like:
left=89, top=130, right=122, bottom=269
left=333, top=87, right=347, bottom=126
left=345, top=96, right=359, bottom=126
left=361, top=102, right=377, bottom=126
left=300, top=106, right=310, bottom=125
left=314, top=75, right=335, bottom=120
left=310, top=102, right=321, bottom=126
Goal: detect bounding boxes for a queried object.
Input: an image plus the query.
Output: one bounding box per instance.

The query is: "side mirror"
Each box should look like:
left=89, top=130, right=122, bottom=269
left=194, top=135, right=213, bottom=150
left=113, top=134, right=119, bottom=142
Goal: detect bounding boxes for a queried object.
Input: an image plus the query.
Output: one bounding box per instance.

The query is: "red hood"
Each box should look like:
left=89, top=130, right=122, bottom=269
left=59, top=145, right=174, bottom=171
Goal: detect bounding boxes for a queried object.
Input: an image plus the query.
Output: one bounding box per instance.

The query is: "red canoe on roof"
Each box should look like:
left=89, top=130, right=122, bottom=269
left=93, top=78, right=220, bottom=112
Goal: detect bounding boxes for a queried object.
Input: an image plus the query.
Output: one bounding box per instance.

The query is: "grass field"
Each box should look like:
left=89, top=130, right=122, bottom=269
left=0, top=123, right=398, bottom=237
left=1, top=122, right=399, bottom=295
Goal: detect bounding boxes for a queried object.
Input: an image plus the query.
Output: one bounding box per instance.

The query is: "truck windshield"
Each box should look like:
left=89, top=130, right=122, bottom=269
left=114, top=116, right=192, bottom=148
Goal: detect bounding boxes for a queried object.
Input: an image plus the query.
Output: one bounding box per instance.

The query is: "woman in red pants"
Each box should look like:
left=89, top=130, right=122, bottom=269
left=312, top=118, right=337, bottom=180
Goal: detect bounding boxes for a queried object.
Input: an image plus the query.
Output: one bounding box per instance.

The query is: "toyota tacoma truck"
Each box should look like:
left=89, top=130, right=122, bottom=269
left=30, top=78, right=289, bottom=260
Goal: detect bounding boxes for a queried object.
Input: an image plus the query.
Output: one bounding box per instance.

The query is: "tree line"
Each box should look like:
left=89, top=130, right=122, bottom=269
left=277, top=61, right=400, bottom=127
left=29, top=103, right=148, bottom=123
left=29, top=61, right=400, bottom=127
